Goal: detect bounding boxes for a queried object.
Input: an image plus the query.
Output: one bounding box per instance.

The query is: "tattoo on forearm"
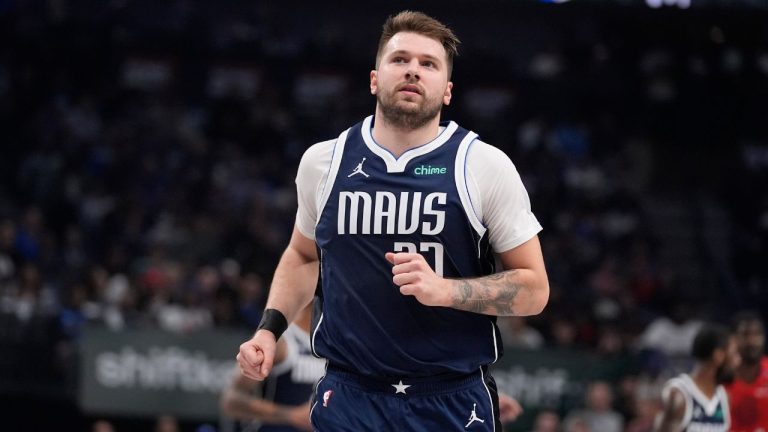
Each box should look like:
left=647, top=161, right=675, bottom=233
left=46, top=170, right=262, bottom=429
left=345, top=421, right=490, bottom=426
left=451, top=271, right=521, bottom=315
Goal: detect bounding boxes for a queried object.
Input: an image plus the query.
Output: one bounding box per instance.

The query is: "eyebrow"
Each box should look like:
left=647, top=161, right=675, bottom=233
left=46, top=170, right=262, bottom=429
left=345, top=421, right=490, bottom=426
left=388, top=50, right=442, bottom=64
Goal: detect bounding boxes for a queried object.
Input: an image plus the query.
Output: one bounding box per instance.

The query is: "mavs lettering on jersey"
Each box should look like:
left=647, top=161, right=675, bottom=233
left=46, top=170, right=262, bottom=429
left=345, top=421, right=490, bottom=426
left=312, top=116, right=500, bottom=378
left=337, top=191, right=446, bottom=236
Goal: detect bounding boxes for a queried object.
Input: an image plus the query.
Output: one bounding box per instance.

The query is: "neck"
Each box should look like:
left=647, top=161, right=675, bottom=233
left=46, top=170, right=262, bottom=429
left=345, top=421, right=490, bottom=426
left=372, top=106, right=442, bottom=158
left=691, top=363, right=718, bottom=398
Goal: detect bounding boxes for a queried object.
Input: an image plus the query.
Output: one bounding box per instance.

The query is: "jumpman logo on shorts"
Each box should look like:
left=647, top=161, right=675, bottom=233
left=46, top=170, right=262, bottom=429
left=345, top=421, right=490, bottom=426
left=465, top=403, right=485, bottom=428
left=348, top=158, right=370, bottom=178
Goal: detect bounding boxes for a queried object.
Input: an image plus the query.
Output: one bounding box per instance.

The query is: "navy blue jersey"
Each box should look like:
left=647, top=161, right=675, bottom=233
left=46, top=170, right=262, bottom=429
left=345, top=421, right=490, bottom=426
left=312, top=116, right=499, bottom=378
left=662, top=374, right=731, bottom=432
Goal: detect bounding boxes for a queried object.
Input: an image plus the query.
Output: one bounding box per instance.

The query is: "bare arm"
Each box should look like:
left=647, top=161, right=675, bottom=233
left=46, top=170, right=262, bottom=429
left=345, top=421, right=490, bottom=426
left=220, top=373, right=311, bottom=431
left=450, top=236, right=549, bottom=316
left=498, top=393, right=524, bottom=423
left=654, top=387, right=685, bottom=432
left=264, top=226, right=320, bottom=323
left=388, top=235, right=549, bottom=316
left=237, top=226, right=318, bottom=380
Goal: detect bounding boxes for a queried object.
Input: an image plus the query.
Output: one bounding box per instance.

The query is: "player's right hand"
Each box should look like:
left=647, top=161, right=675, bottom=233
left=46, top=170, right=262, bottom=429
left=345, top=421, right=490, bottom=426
left=236, top=329, right=277, bottom=381
left=288, top=402, right=313, bottom=431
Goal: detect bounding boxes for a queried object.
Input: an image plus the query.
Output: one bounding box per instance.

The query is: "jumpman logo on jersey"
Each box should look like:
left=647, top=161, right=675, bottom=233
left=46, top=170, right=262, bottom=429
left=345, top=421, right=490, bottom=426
left=347, top=157, right=370, bottom=178
left=465, top=403, right=485, bottom=428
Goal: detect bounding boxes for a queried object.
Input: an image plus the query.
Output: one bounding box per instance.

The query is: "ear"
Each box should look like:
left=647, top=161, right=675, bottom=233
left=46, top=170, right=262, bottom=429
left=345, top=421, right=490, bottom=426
left=443, top=81, right=453, bottom=106
left=370, top=70, right=378, bottom=95
left=713, top=349, right=726, bottom=366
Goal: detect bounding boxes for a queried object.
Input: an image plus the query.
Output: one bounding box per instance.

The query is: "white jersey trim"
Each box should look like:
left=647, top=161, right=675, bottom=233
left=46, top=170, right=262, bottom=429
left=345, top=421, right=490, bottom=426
left=479, top=367, right=497, bottom=432
left=308, top=362, right=329, bottom=424
left=454, top=132, right=486, bottom=239
left=316, top=129, right=349, bottom=225
left=360, top=115, right=459, bottom=173
left=662, top=377, right=692, bottom=431
left=310, top=312, right=324, bottom=358
left=491, top=321, right=499, bottom=364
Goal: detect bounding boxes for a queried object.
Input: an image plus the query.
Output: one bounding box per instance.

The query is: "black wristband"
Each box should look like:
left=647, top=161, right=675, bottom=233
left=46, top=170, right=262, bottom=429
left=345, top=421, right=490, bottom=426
left=257, top=308, right=289, bottom=340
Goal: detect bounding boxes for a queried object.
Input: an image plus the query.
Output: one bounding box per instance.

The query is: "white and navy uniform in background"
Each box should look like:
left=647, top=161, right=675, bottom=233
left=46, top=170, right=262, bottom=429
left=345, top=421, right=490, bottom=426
left=661, top=374, right=731, bottom=432
left=295, top=115, right=542, bottom=431
left=239, top=325, right=325, bottom=432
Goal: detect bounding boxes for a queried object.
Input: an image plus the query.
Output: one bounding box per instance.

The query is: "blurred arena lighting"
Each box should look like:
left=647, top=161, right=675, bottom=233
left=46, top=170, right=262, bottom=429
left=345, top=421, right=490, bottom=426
left=646, top=0, right=692, bottom=8
left=532, top=0, right=768, bottom=9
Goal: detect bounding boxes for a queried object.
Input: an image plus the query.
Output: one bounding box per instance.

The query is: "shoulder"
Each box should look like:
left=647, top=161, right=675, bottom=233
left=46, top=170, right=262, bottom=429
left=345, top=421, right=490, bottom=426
left=297, top=139, right=336, bottom=182
left=466, top=140, right=515, bottom=170
left=300, top=139, right=336, bottom=165
left=662, top=375, right=689, bottom=396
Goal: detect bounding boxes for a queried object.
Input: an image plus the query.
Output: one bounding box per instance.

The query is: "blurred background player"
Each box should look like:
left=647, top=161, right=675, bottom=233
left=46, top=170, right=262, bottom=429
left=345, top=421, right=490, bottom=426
left=654, top=324, right=740, bottom=432
left=221, top=304, right=324, bottom=432
left=726, top=311, right=768, bottom=432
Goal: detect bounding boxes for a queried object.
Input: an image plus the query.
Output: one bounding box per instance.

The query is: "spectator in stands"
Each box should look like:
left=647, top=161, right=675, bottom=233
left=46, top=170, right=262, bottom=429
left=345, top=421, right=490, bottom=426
left=528, top=409, right=561, bottom=432
left=499, top=316, right=545, bottom=350
left=92, top=420, right=116, bottom=432
left=155, top=415, right=179, bottom=432
left=564, top=380, right=623, bottom=432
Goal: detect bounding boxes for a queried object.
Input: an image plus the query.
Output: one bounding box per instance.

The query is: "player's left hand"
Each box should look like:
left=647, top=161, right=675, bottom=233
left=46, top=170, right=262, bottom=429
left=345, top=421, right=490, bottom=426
left=386, top=252, right=450, bottom=307
left=498, top=393, right=523, bottom=423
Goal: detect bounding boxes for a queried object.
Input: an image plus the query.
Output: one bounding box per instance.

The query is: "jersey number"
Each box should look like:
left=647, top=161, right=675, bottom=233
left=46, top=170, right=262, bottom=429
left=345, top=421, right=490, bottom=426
left=393, top=242, right=445, bottom=277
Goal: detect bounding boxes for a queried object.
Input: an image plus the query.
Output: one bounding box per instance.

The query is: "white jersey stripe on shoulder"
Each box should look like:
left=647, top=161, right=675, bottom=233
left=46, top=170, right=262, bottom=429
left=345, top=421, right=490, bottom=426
left=664, top=375, right=693, bottom=430
left=316, top=128, right=349, bottom=224
left=455, top=132, right=486, bottom=238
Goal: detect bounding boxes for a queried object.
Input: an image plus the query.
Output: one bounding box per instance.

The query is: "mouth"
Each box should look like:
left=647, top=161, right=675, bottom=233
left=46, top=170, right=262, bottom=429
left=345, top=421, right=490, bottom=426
left=398, top=84, right=422, bottom=95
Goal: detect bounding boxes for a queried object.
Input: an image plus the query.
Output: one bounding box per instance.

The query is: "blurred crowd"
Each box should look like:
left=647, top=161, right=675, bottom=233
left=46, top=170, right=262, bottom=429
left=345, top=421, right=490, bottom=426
left=1, top=0, right=767, bottom=431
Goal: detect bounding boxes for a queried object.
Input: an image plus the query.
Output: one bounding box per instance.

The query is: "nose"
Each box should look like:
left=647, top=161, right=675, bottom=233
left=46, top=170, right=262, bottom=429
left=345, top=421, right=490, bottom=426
left=405, top=59, right=420, bottom=81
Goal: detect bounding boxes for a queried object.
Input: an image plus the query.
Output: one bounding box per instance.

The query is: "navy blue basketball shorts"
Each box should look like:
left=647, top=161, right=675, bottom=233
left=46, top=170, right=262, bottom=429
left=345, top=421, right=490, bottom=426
left=310, top=365, right=502, bottom=431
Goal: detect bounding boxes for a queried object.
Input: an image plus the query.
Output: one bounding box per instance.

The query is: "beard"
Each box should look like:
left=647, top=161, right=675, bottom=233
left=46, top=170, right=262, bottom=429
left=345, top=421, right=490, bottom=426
left=716, top=365, right=736, bottom=385
left=740, top=345, right=764, bottom=365
left=377, top=85, right=444, bottom=130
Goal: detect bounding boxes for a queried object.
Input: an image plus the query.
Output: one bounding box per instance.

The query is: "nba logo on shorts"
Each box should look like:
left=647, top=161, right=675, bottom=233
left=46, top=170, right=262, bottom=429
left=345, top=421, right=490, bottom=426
left=323, top=390, right=333, bottom=407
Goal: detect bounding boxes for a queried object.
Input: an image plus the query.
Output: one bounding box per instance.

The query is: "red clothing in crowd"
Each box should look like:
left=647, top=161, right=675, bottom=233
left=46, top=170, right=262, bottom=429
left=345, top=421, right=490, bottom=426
left=726, top=357, right=768, bottom=432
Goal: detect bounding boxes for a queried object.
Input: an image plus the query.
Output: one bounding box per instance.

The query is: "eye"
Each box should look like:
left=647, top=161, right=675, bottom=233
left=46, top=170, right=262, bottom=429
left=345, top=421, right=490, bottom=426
left=393, top=57, right=407, bottom=64
left=422, top=61, right=436, bottom=68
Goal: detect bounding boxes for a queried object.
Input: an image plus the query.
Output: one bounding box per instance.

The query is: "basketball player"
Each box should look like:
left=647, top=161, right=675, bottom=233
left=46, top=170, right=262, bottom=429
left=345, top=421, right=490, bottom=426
left=654, top=324, right=741, bottom=432
left=222, top=304, right=324, bottom=432
left=237, top=10, right=549, bottom=431
left=726, top=311, right=768, bottom=432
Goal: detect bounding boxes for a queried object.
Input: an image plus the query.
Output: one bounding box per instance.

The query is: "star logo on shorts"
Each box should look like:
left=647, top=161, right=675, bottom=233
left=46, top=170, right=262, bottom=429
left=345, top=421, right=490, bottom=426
left=391, top=380, right=411, bottom=394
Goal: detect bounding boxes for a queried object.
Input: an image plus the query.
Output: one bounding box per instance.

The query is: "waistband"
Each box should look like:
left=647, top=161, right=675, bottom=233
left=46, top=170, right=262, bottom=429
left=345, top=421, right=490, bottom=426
left=325, top=364, right=485, bottom=396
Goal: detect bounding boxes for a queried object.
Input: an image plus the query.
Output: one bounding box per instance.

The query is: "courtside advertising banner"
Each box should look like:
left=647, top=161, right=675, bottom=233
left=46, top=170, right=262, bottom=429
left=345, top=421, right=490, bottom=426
left=79, top=328, right=246, bottom=420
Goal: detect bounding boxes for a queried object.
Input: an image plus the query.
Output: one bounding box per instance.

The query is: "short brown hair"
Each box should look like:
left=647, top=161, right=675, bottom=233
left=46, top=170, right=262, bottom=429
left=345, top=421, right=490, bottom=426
left=375, top=11, right=460, bottom=78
